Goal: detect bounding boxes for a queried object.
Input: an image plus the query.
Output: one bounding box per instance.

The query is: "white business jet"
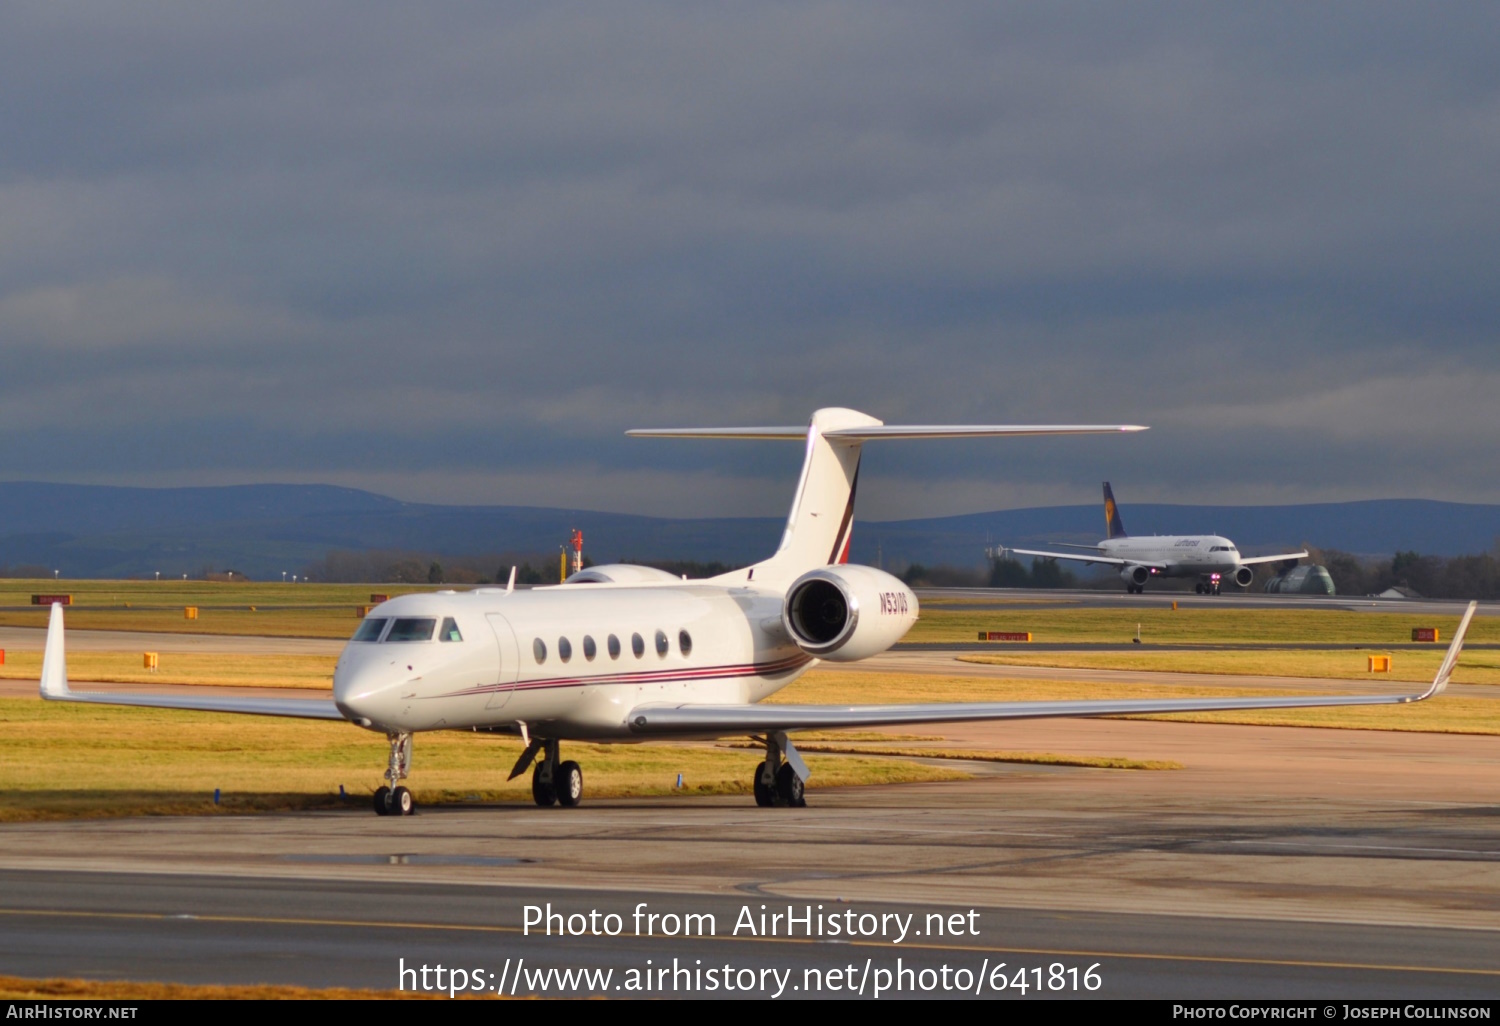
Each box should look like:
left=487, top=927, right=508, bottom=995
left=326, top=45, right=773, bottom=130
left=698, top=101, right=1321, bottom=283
left=1005, top=482, right=1310, bottom=595
left=38, top=409, right=1473, bottom=815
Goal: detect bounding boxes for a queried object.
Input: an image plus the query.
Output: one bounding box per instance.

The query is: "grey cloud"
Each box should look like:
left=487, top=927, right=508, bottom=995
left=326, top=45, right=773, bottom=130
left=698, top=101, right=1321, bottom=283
left=0, top=2, right=1497, bottom=516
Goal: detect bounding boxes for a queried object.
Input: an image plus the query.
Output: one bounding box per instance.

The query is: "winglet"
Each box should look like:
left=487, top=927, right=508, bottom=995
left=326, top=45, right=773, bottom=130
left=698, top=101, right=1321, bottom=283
left=39, top=602, right=70, bottom=701
left=1415, top=600, right=1478, bottom=701
left=506, top=566, right=517, bottom=594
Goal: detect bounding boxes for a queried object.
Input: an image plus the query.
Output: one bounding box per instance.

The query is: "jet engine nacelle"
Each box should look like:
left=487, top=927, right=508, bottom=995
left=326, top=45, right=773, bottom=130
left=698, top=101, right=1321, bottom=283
left=1232, top=565, right=1255, bottom=588
left=782, top=565, right=919, bottom=662
left=1120, top=565, right=1150, bottom=586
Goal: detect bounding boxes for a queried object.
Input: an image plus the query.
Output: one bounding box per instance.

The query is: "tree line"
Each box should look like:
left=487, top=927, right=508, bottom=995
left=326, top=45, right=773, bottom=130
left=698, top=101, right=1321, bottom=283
left=1306, top=547, right=1500, bottom=599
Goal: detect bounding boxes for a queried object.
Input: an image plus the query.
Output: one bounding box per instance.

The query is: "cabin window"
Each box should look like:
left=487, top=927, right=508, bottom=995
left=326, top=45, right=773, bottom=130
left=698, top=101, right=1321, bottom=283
left=439, top=617, right=462, bottom=642
left=583, top=635, right=597, bottom=660
left=631, top=632, right=645, bottom=658
left=385, top=618, right=436, bottom=642
left=353, top=618, right=387, bottom=642
left=679, top=629, right=693, bottom=657
left=655, top=629, right=669, bottom=657
left=607, top=634, right=621, bottom=659
left=533, top=638, right=547, bottom=663
left=558, top=637, right=573, bottom=663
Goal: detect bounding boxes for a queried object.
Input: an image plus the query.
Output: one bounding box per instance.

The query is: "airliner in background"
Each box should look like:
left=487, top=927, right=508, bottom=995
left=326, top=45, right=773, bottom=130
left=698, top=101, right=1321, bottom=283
left=1003, top=483, right=1309, bottom=595
left=41, top=410, right=1467, bottom=816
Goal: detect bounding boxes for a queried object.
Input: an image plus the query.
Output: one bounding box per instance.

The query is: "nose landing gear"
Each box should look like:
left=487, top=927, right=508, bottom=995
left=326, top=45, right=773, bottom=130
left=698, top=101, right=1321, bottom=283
left=373, top=731, right=415, bottom=816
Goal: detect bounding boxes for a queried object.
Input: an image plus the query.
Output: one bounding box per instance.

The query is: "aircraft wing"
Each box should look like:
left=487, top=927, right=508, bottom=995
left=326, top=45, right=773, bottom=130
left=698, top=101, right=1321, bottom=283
left=1237, top=550, right=1311, bottom=566
left=1002, top=546, right=1142, bottom=568
left=629, top=601, right=1475, bottom=737
left=38, top=604, right=345, bottom=721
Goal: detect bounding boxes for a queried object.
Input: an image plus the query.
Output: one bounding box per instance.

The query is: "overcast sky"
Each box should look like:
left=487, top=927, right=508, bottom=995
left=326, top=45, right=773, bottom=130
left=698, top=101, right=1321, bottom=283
left=1, top=3, right=1497, bottom=519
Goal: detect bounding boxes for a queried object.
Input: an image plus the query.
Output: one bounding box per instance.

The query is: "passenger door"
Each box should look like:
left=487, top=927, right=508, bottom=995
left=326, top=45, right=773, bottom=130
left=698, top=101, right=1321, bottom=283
left=485, top=613, right=522, bottom=709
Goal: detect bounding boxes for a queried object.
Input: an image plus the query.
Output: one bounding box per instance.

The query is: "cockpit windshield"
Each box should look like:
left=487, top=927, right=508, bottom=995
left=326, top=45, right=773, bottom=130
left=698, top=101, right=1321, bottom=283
left=352, top=617, right=388, bottom=642
left=385, top=617, right=437, bottom=642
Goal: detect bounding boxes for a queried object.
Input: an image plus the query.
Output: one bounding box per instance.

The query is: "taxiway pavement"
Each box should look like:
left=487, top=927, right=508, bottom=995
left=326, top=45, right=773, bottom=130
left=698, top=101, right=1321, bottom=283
left=2, top=716, right=1499, bottom=997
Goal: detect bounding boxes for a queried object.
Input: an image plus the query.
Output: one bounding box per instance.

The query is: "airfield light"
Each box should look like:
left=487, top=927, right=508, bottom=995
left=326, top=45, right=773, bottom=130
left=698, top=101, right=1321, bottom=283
left=53, top=570, right=58, bottom=579
left=282, top=572, right=287, bottom=582
left=154, top=572, right=160, bottom=581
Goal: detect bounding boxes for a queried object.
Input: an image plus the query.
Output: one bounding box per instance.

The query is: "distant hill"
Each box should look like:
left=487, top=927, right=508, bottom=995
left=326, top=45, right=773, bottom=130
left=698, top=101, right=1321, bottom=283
left=0, top=482, right=1495, bottom=580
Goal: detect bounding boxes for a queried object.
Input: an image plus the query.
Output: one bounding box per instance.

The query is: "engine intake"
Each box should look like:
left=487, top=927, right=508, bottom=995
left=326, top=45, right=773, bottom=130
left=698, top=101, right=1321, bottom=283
left=1232, top=565, right=1255, bottom=588
left=783, top=565, right=919, bottom=661
left=1121, top=565, right=1150, bottom=586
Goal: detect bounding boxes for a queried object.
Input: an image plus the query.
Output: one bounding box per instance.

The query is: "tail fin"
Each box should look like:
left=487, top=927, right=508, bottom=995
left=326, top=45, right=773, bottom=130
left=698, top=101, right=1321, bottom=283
left=629, top=409, right=1147, bottom=589
left=1104, top=482, right=1127, bottom=539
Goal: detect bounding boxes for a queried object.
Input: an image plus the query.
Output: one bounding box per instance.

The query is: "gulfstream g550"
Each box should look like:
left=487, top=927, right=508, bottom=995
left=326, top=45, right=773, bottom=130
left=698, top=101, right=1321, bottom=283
left=38, top=408, right=1474, bottom=814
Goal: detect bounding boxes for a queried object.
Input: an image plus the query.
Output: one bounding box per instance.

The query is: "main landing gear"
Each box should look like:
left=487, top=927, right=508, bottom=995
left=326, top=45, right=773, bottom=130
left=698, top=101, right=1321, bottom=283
left=751, top=732, right=807, bottom=808
left=509, top=737, right=584, bottom=808
left=373, top=731, right=415, bottom=816
left=1195, top=581, right=1222, bottom=596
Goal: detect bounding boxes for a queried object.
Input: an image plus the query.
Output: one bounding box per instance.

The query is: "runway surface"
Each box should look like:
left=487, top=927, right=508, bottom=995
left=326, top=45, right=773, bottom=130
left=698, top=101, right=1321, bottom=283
left=3, top=716, right=1499, bottom=998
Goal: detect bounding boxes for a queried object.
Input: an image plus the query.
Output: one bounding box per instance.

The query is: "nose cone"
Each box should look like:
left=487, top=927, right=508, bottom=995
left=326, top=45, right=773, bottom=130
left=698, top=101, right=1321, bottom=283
left=334, top=647, right=410, bottom=726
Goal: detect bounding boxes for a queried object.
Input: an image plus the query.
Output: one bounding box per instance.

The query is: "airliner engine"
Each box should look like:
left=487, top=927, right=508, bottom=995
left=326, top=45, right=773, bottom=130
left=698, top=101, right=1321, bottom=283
left=782, top=566, right=919, bottom=661
left=1121, top=565, right=1150, bottom=587
left=1232, top=566, right=1255, bottom=588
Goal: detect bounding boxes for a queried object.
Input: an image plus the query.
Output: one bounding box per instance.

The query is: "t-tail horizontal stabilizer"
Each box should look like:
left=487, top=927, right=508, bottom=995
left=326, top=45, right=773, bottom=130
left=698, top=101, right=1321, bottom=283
left=38, top=603, right=344, bottom=720
left=629, top=408, right=1148, bottom=587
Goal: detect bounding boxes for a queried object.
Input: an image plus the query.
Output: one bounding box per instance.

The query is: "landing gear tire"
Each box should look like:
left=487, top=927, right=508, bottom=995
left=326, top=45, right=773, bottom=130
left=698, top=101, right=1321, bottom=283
left=775, top=763, right=805, bottom=808
left=753, top=763, right=776, bottom=807
left=373, top=785, right=391, bottom=815
left=557, top=761, right=583, bottom=808
left=1194, top=583, right=1204, bottom=594
left=392, top=785, right=414, bottom=816
left=532, top=762, right=557, bottom=807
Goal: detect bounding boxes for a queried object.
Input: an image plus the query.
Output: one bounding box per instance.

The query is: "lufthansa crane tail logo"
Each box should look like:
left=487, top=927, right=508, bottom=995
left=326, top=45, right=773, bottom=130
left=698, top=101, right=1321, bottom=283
left=879, top=592, right=909, bottom=615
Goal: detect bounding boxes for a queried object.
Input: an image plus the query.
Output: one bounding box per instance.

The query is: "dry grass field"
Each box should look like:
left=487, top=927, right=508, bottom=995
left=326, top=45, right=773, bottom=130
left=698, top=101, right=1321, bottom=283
left=782, top=667, right=1500, bottom=735
left=0, top=651, right=337, bottom=689
left=961, top=648, right=1500, bottom=685
left=0, top=974, right=467, bottom=1000
left=0, top=698, right=967, bottom=821
left=905, top=604, right=1499, bottom=645
left=0, top=580, right=1491, bottom=648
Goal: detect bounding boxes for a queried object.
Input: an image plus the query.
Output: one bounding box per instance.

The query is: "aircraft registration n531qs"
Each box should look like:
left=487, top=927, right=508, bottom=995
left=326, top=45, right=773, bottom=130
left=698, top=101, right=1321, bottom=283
left=1004, top=482, right=1309, bottom=595
left=39, top=408, right=1475, bottom=815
